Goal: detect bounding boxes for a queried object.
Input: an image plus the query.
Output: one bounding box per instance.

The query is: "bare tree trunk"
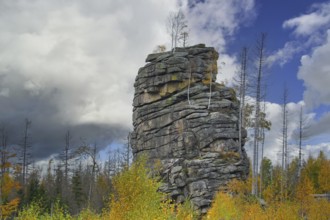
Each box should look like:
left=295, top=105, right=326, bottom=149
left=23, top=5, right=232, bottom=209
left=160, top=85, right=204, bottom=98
left=167, top=10, right=188, bottom=51
left=296, top=105, right=310, bottom=177
left=64, top=130, right=72, bottom=184
left=281, top=85, right=288, bottom=200
left=238, top=47, right=248, bottom=157
left=126, top=133, right=131, bottom=167
left=22, top=118, right=32, bottom=186
left=298, top=106, right=303, bottom=177
left=0, top=126, right=8, bottom=175
left=252, top=33, right=266, bottom=196
left=259, top=101, right=266, bottom=198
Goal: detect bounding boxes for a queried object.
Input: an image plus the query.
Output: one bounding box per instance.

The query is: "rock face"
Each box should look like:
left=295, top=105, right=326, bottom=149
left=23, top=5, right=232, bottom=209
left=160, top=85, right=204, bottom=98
left=131, top=44, right=249, bottom=213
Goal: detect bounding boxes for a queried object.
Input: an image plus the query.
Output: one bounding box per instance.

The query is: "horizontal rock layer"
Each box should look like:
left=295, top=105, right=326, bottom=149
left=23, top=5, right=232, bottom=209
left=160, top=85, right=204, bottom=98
left=131, top=44, right=249, bottom=213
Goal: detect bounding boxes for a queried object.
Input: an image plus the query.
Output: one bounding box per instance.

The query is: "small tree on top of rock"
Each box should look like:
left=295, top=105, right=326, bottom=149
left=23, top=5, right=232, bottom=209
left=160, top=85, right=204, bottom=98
left=167, top=9, right=188, bottom=50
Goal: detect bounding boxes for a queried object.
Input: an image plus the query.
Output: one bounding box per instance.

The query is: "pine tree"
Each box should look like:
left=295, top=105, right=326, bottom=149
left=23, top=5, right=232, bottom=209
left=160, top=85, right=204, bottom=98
left=71, top=165, right=85, bottom=214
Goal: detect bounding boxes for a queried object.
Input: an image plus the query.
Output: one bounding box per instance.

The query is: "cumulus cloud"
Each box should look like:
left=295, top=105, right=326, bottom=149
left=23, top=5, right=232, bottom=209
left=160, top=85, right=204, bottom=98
left=0, top=0, right=257, bottom=160
left=297, top=31, right=330, bottom=109
left=272, top=2, right=330, bottom=160
left=259, top=101, right=304, bottom=164
left=180, top=0, right=256, bottom=84
left=0, top=0, right=178, bottom=159
left=308, top=111, right=330, bottom=137
left=242, top=98, right=330, bottom=165
left=268, top=2, right=330, bottom=69
left=283, top=2, right=330, bottom=37
left=282, top=3, right=330, bottom=106
left=305, top=143, right=330, bottom=158
left=183, top=0, right=256, bottom=50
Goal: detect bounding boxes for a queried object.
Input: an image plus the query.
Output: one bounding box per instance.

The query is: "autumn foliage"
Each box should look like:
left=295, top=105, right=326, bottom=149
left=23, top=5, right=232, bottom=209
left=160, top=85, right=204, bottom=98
left=108, top=156, right=195, bottom=220
left=206, top=152, right=330, bottom=220
left=1, top=152, right=329, bottom=219
left=0, top=161, right=21, bottom=219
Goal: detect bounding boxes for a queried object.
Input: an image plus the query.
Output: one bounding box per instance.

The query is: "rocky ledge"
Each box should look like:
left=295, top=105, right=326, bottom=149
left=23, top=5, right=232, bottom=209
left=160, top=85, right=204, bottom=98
left=131, top=44, right=249, bottom=214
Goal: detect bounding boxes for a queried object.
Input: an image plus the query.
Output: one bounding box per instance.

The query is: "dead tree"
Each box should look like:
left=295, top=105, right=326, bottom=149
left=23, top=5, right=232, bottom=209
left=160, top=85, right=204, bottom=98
left=180, top=31, right=189, bottom=47
left=167, top=9, right=188, bottom=50
left=21, top=118, right=32, bottom=186
left=280, top=85, right=289, bottom=200
left=75, top=143, right=99, bottom=207
left=259, top=97, right=270, bottom=198
left=124, top=133, right=132, bottom=167
left=0, top=125, right=9, bottom=175
left=252, top=33, right=267, bottom=196
left=293, top=105, right=310, bottom=177
left=238, top=47, right=248, bottom=157
left=63, top=130, right=73, bottom=186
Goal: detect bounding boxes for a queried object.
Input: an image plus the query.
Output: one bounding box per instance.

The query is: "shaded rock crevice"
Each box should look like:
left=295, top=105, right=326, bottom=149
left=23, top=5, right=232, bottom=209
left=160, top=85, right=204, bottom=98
left=131, top=44, right=249, bottom=213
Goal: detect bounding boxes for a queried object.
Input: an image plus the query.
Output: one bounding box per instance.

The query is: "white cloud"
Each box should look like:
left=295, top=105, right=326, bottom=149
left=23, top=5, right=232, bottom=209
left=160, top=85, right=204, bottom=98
left=0, top=0, right=258, bottom=159
left=269, top=2, right=330, bottom=69
left=243, top=98, right=328, bottom=165
left=297, top=30, right=330, bottom=109
left=216, top=54, right=238, bottom=86
left=0, top=0, right=177, bottom=128
left=0, top=88, right=9, bottom=97
left=309, top=111, right=330, bottom=137
left=280, top=1, right=330, bottom=126
left=0, top=0, right=179, bottom=158
left=185, top=0, right=256, bottom=50
left=179, top=0, right=256, bottom=85
left=266, top=41, right=302, bottom=67
left=305, top=142, right=330, bottom=159
left=283, top=2, right=330, bottom=36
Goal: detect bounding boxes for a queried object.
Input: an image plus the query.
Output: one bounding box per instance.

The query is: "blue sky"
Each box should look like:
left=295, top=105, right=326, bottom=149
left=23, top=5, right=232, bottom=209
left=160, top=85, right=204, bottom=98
left=0, top=0, right=329, bottom=164
left=228, top=0, right=324, bottom=105
left=218, top=0, right=330, bottom=162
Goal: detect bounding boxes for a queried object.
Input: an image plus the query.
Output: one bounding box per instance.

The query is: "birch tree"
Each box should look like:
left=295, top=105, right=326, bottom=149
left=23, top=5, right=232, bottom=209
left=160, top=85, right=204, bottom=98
left=167, top=9, right=188, bottom=50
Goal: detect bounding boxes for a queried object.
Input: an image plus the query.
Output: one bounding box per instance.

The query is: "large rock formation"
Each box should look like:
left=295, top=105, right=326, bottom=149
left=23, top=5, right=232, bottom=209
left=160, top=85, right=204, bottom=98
left=131, top=44, right=249, bottom=213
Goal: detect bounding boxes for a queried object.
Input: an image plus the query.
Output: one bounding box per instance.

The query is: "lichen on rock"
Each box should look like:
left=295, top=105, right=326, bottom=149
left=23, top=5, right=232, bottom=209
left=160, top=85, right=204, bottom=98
left=131, top=44, right=249, bottom=214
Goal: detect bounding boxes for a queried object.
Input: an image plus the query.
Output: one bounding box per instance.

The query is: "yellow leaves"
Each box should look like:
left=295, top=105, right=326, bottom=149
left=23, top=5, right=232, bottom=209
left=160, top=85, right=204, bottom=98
left=11, top=153, right=329, bottom=219
left=302, top=151, right=329, bottom=193
left=307, top=199, right=330, bottom=220
left=0, top=169, right=21, bottom=218
left=240, top=202, right=264, bottom=220
left=108, top=157, right=168, bottom=220
left=207, top=189, right=307, bottom=220
left=318, top=159, right=330, bottom=193
left=1, top=173, right=20, bottom=198
left=212, top=165, right=328, bottom=220
left=264, top=202, right=300, bottom=220
left=0, top=197, right=20, bottom=219
left=175, top=200, right=197, bottom=220
left=108, top=156, right=197, bottom=220
left=16, top=203, right=42, bottom=220
left=296, top=174, right=314, bottom=202
left=227, top=177, right=251, bottom=196
left=205, top=192, right=240, bottom=220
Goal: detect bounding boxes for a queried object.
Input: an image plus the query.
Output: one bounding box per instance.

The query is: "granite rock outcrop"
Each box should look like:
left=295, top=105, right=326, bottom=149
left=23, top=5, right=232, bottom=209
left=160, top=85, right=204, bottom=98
left=131, top=44, right=249, bottom=213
